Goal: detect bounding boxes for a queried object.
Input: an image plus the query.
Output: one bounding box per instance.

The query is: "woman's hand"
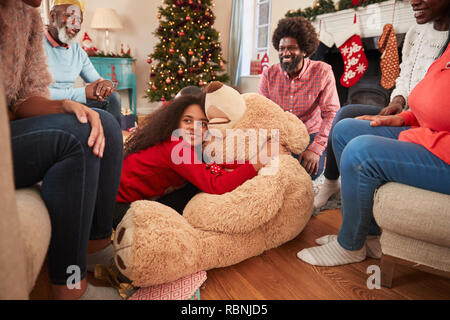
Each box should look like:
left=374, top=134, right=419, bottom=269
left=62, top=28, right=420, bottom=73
left=378, top=96, right=405, bottom=116
left=62, top=100, right=105, bottom=158
left=356, top=114, right=405, bottom=127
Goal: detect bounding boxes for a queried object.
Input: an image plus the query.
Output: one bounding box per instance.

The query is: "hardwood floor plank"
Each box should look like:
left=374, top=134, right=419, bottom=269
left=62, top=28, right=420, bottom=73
left=30, top=210, right=450, bottom=300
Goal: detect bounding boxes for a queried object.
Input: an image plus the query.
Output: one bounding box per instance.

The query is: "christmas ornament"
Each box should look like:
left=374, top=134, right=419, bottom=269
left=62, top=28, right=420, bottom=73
left=378, top=23, right=400, bottom=89
left=260, top=53, right=270, bottom=73
left=81, top=32, right=98, bottom=56
left=147, top=57, right=153, bottom=64
left=334, top=14, right=368, bottom=87
left=146, top=0, right=229, bottom=102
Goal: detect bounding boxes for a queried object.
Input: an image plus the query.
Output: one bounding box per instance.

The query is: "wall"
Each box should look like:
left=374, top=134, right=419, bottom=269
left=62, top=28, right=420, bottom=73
left=81, top=0, right=232, bottom=114
left=268, top=0, right=315, bottom=65
left=238, top=0, right=315, bottom=93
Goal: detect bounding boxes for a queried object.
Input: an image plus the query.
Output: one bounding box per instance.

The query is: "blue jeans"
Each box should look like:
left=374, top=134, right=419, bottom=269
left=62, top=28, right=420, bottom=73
left=324, top=104, right=382, bottom=180
left=10, top=109, right=123, bottom=284
left=293, top=133, right=326, bottom=181
left=333, top=119, right=450, bottom=251
left=86, top=91, right=122, bottom=125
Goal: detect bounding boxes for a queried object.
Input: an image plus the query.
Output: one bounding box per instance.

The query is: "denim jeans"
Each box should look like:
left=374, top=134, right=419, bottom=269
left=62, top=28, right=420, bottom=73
left=333, top=118, right=450, bottom=251
left=113, top=183, right=200, bottom=229
left=293, top=133, right=326, bottom=180
left=86, top=91, right=122, bottom=125
left=324, top=104, right=382, bottom=180
left=10, top=109, right=123, bottom=285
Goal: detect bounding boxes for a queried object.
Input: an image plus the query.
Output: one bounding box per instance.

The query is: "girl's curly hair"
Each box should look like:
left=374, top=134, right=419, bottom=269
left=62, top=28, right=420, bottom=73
left=124, top=93, right=205, bottom=158
left=272, top=16, right=319, bottom=57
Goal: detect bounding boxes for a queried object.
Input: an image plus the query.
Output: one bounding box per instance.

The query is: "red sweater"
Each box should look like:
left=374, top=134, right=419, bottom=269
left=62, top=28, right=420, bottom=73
left=398, top=44, right=450, bottom=164
left=117, top=137, right=257, bottom=203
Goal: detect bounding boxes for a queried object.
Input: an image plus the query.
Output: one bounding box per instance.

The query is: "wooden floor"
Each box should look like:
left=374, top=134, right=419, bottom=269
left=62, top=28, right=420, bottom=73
left=31, top=209, right=450, bottom=300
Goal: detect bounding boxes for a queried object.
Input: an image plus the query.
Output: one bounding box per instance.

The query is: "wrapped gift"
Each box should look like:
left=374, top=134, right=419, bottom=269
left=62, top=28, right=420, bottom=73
left=120, top=109, right=136, bottom=130
left=250, top=60, right=262, bottom=75
left=128, top=271, right=207, bottom=300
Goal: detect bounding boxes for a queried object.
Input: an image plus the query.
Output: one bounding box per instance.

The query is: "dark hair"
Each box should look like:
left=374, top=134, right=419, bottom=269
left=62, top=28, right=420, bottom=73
left=272, top=16, right=319, bottom=57
left=124, top=94, right=205, bottom=157
left=178, top=86, right=203, bottom=96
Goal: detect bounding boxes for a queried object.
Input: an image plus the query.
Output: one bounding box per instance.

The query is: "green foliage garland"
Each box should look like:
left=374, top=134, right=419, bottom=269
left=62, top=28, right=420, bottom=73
left=285, top=0, right=397, bottom=22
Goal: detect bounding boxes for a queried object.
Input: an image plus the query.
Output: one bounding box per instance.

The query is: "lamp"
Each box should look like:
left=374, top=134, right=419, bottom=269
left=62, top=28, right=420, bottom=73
left=90, top=8, right=123, bottom=54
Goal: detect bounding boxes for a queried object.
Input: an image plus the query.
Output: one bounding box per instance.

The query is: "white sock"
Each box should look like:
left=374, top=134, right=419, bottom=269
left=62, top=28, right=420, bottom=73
left=315, top=234, right=337, bottom=245
left=297, top=238, right=366, bottom=266
left=315, top=234, right=381, bottom=259
left=314, top=178, right=340, bottom=209
left=78, top=283, right=124, bottom=300
left=87, top=244, right=114, bottom=273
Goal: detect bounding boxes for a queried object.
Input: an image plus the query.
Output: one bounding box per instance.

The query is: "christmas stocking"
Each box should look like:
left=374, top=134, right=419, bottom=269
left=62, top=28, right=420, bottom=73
left=378, top=23, right=400, bottom=89
left=334, top=14, right=368, bottom=88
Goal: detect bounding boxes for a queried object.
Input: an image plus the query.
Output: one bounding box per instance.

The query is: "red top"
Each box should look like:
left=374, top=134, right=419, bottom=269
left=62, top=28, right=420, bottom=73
left=398, top=45, right=450, bottom=164
left=117, top=137, right=258, bottom=203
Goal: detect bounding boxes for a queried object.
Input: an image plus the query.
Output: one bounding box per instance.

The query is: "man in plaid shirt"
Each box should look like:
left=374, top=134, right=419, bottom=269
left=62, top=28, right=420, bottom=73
left=259, top=17, right=340, bottom=180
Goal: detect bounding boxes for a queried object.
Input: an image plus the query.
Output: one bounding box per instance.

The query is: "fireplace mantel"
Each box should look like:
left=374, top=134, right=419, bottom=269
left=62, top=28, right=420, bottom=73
left=312, top=0, right=415, bottom=39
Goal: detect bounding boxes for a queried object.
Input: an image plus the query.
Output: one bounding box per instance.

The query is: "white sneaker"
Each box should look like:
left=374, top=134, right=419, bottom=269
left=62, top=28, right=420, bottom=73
left=314, top=178, right=340, bottom=209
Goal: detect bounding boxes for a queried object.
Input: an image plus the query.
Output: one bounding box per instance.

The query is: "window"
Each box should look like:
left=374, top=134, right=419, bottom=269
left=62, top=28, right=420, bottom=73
left=255, top=0, right=271, bottom=53
left=241, top=0, right=271, bottom=77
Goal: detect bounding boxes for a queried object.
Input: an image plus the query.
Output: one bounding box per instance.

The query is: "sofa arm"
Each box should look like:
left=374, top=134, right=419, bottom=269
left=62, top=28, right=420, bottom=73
left=15, top=187, right=52, bottom=294
left=373, top=182, right=450, bottom=247
left=0, top=80, right=28, bottom=299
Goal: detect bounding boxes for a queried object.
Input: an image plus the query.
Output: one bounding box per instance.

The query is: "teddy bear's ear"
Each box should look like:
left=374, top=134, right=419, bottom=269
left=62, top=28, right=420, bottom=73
left=205, top=81, right=224, bottom=93
left=283, top=111, right=310, bottom=154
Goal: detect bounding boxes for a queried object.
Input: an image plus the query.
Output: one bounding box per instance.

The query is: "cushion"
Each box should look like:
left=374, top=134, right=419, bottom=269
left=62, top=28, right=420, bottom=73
left=15, top=186, right=51, bottom=293
left=373, top=183, right=450, bottom=247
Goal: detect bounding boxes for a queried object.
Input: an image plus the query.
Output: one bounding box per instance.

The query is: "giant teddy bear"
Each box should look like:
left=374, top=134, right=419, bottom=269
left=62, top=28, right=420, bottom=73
left=113, top=82, right=314, bottom=287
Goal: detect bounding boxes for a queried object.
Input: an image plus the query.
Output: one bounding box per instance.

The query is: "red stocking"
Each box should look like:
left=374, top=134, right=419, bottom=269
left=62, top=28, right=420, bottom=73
left=334, top=14, right=368, bottom=88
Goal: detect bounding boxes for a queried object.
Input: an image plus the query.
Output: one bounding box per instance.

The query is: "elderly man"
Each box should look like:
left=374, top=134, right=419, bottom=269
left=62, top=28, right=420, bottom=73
left=44, top=0, right=122, bottom=124
left=259, top=17, right=340, bottom=181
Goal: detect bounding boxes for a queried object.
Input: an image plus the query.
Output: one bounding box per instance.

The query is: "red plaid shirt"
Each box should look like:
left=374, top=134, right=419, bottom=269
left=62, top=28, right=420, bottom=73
left=259, top=59, right=340, bottom=155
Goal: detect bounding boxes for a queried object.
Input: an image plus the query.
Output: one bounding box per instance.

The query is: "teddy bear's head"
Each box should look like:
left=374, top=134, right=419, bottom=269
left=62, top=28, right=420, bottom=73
left=203, top=82, right=309, bottom=164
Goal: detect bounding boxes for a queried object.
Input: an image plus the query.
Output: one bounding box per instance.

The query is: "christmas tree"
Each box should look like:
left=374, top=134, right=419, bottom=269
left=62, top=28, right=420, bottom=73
left=146, top=0, right=229, bottom=102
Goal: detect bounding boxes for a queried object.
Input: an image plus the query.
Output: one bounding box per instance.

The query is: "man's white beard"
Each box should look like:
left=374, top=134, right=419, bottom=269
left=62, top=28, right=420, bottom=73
left=56, top=25, right=78, bottom=45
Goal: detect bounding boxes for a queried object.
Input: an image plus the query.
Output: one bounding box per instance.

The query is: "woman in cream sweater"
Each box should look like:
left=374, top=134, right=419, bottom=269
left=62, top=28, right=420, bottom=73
left=315, top=0, right=449, bottom=211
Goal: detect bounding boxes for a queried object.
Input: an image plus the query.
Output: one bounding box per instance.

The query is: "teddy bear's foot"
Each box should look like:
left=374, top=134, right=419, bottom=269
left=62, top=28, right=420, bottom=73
left=113, top=200, right=204, bottom=287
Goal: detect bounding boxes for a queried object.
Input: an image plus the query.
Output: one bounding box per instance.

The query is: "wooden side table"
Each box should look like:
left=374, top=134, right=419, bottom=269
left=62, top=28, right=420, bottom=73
left=89, top=57, right=137, bottom=115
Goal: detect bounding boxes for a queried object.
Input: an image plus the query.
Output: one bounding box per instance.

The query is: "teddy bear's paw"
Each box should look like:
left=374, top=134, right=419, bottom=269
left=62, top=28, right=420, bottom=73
left=113, top=200, right=205, bottom=287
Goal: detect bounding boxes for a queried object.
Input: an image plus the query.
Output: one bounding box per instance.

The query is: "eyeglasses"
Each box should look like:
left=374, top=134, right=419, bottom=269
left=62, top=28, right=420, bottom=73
left=278, top=45, right=300, bottom=53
